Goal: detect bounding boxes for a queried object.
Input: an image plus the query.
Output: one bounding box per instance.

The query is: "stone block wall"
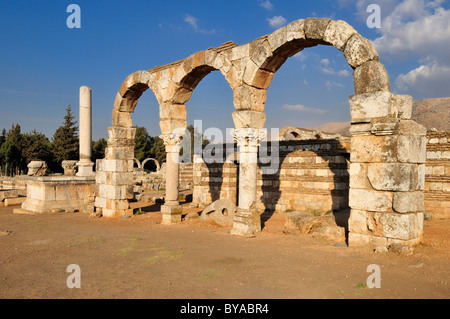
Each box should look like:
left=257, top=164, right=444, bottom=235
left=193, top=138, right=351, bottom=215
left=424, top=131, right=450, bottom=218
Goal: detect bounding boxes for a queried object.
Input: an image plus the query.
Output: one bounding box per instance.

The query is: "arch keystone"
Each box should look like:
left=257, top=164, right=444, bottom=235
left=304, top=18, right=331, bottom=41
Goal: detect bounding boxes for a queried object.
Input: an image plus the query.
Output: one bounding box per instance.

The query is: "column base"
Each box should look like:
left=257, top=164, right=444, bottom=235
left=230, top=208, right=261, bottom=237
left=76, top=161, right=95, bottom=177
left=161, top=204, right=183, bottom=225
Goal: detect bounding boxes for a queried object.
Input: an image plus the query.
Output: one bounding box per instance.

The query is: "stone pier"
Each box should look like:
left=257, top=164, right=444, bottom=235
left=76, top=86, right=95, bottom=176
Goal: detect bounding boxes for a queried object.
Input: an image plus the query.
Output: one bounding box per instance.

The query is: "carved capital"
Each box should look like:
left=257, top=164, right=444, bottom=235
left=160, top=132, right=184, bottom=153
left=230, top=128, right=267, bottom=152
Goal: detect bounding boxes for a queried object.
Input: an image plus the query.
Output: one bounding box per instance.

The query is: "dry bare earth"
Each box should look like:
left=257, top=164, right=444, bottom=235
left=0, top=202, right=449, bottom=300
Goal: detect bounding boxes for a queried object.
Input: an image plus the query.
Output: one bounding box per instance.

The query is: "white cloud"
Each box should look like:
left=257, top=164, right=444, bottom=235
left=184, top=14, right=215, bottom=34
left=293, top=51, right=308, bottom=62
left=368, top=0, right=450, bottom=97
left=267, top=15, right=287, bottom=29
left=281, top=104, right=326, bottom=114
left=395, top=60, right=450, bottom=97
left=258, top=0, right=273, bottom=10
left=338, top=69, right=350, bottom=77
left=319, top=58, right=335, bottom=74
left=325, top=80, right=345, bottom=91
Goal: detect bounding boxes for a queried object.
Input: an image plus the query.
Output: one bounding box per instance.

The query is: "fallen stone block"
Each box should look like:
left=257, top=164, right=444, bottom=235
left=4, top=197, right=26, bottom=207
left=201, top=199, right=236, bottom=226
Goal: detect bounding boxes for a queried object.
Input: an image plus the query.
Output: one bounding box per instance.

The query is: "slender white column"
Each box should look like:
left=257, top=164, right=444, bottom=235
left=76, top=86, right=94, bottom=176
left=160, top=132, right=184, bottom=224
left=230, top=128, right=266, bottom=237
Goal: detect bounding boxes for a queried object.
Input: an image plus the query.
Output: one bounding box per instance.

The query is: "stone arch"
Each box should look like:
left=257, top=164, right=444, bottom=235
left=133, top=158, right=142, bottom=169
left=97, top=17, right=425, bottom=249
left=243, top=18, right=390, bottom=105
left=142, top=158, right=160, bottom=172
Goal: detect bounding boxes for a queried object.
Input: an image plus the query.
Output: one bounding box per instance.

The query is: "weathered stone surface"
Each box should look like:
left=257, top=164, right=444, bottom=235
left=284, top=210, right=336, bottom=234
left=112, top=109, right=133, bottom=128
left=159, top=103, right=187, bottom=121
left=231, top=110, right=266, bottom=129
left=348, top=209, right=369, bottom=234
left=353, top=60, right=390, bottom=94
left=286, top=19, right=305, bottom=41
left=107, top=127, right=136, bottom=140
left=349, top=163, right=368, bottom=189
left=323, top=19, right=356, bottom=51
left=304, top=18, right=331, bottom=40
left=367, top=163, right=421, bottom=192
left=62, top=160, right=77, bottom=176
left=349, top=209, right=423, bottom=241
left=397, top=120, right=427, bottom=136
left=201, top=198, right=236, bottom=226
left=19, top=176, right=95, bottom=214
left=250, top=38, right=272, bottom=69
left=397, top=135, right=427, bottom=163
left=349, top=91, right=391, bottom=120
left=159, top=119, right=187, bottom=135
left=233, top=85, right=267, bottom=112
left=267, top=26, right=287, bottom=53
left=243, top=59, right=274, bottom=89
left=349, top=188, right=393, bottom=212
left=388, top=243, right=414, bottom=256
left=393, top=191, right=425, bottom=213
left=391, top=95, right=413, bottom=120
left=367, top=212, right=423, bottom=241
left=344, top=33, right=378, bottom=68
left=311, top=225, right=346, bottom=243
left=27, top=161, right=47, bottom=176
left=350, top=135, right=397, bottom=163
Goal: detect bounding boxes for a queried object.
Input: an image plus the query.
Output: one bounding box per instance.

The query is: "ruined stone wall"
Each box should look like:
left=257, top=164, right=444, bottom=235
left=425, top=131, right=450, bottom=218
left=193, top=138, right=351, bottom=214
left=179, top=163, right=194, bottom=190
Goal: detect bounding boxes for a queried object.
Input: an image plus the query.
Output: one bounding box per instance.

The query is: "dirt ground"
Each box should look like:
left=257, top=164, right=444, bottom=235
left=0, top=200, right=449, bottom=300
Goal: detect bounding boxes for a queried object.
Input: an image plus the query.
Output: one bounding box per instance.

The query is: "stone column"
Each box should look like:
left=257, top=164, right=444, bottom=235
left=160, top=133, right=184, bottom=225
left=76, top=86, right=94, bottom=176
left=230, top=128, right=266, bottom=237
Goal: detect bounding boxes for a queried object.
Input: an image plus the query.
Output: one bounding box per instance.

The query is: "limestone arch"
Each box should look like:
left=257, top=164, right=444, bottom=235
left=97, top=17, right=425, bottom=249
left=243, top=18, right=390, bottom=103
left=142, top=158, right=160, bottom=172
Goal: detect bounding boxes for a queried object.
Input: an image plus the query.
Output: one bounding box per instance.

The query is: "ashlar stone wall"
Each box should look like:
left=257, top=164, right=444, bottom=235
left=193, top=137, right=351, bottom=215
left=424, top=131, right=450, bottom=218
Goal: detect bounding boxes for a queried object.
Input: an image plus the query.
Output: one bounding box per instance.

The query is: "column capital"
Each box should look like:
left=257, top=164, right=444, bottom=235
left=160, top=132, right=184, bottom=153
left=230, top=128, right=267, bottom=149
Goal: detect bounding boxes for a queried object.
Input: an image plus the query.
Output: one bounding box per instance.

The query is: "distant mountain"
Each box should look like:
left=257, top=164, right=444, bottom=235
left=312, top=97, right=450, bottom=134
left=411, top=97, right=450, bottom=132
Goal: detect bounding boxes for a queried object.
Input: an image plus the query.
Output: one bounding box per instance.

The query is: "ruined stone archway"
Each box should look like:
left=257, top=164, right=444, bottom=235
left=242, top=18, right=425, bottom=246
left=95, top=17, right=426, bottom=248
left=142, top=158, right=160, bottom=172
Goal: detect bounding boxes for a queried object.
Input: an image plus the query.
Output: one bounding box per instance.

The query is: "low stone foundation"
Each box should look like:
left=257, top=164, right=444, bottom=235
left=14, top=176, right=96, bottom=214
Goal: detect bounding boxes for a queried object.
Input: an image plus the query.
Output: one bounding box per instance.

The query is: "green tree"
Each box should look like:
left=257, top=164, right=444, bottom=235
left=92, top=138, right=107, bottom=163
left=0, top=124, right=24, bottom=176
left=134, top=126, right=153, bottom=162
left=52, top=105, right=79, bottom=166
left=22, top=130, right=53, bottom=164
left=150, top=136, right=166, bottom=165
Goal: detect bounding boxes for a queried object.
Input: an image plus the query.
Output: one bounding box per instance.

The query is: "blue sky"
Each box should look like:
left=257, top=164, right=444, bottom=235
left=0, top=0, right=449, bottom=140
